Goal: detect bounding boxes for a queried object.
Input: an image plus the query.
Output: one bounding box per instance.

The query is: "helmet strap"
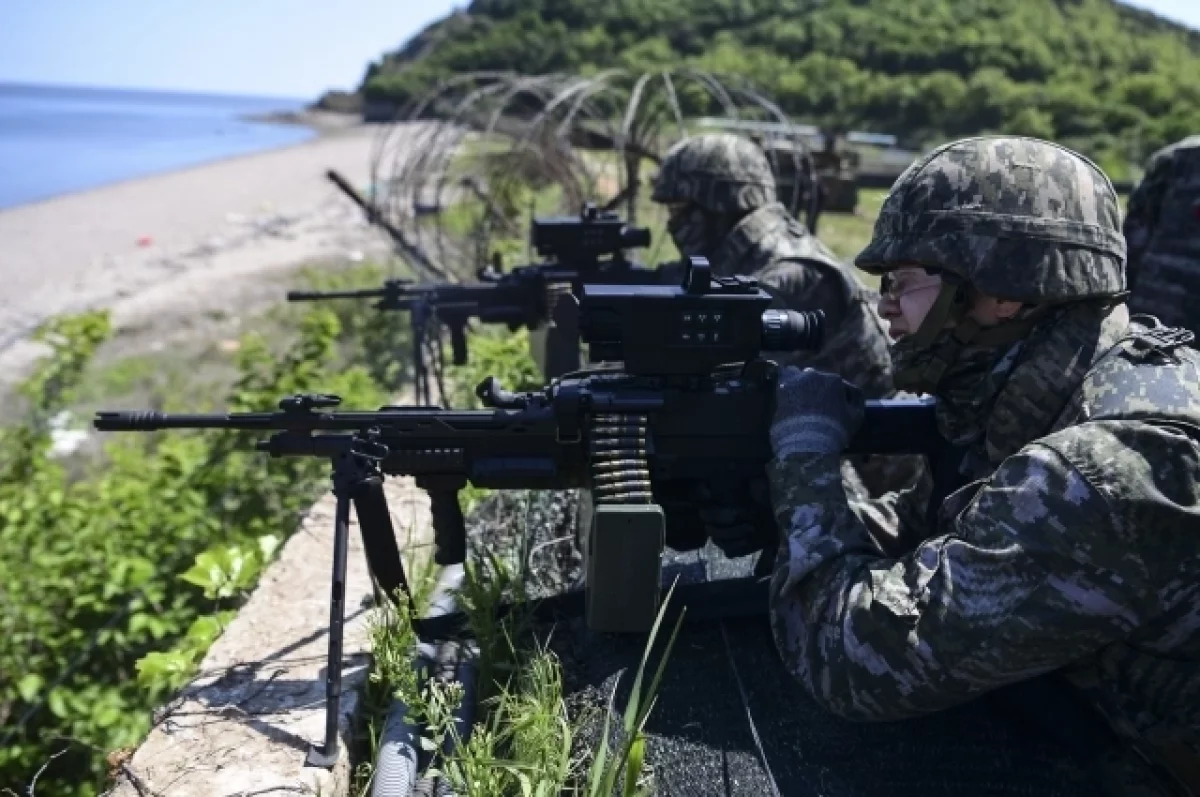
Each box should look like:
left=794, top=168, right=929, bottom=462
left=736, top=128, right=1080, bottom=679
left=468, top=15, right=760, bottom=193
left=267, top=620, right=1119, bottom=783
left=895, top=275, right=1042, bottom=394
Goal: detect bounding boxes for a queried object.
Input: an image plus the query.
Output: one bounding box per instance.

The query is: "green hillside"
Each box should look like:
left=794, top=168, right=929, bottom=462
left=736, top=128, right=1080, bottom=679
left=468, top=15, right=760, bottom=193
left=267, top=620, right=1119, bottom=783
left=356, top=0, right=1200, bottom=177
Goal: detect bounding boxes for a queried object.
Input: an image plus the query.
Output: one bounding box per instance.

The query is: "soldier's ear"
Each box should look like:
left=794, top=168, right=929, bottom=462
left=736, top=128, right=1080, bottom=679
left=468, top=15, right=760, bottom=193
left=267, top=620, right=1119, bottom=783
left=993, top=299, right=1024, bottom=320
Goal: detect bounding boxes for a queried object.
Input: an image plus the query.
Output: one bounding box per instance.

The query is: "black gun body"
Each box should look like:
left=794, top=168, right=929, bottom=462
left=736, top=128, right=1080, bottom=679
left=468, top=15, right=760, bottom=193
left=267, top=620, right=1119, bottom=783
left=372, top=406, right=582, bottom=491
left=237, top=405, right=571, bottom=485
left=390, top=281, right=546, bottom=330
left=570, top=377, right=939, bottom=484
left=109, top=380, right=942, bottom=552
left=97, top=390, right=939, bottom=490
left=289, top=263, right=663, bottom=329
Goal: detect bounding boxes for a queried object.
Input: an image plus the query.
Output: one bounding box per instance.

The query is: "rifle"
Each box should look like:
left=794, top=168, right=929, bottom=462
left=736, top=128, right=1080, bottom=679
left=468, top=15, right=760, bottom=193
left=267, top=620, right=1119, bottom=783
left=93, top=257, right=943, bottom=766
left=286, top=202, right=659, bottom=403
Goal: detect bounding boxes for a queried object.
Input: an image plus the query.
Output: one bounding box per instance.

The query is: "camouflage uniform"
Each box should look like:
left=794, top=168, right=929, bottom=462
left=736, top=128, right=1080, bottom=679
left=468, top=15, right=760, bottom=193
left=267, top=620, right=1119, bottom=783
left=1124, top=135, right=1200, bottom=337
left=767, top=136, right=1200, bottom=795
left=652, top=133, right=925, bottom=499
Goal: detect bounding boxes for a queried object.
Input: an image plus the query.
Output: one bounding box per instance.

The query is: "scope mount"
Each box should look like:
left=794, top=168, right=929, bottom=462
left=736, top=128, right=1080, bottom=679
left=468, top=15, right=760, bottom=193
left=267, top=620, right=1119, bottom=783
left=530, top=202, right=651, bottom=265
left=575, top=256, right=823, bottom=375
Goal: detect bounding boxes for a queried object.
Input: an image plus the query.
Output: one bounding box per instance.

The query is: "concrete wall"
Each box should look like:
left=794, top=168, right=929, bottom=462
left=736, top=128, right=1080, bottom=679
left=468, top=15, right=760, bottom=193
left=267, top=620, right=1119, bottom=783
left=106, top=477, right=433, bottom=797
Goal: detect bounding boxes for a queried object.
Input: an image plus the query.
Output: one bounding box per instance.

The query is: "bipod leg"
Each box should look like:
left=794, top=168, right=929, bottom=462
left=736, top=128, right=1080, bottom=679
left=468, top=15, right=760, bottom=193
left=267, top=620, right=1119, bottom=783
left=307, top=446, right=393, bottom=768
left=411, top=302, right=431, bottom=406
left=431, top=323, right=449, bottom=407
left=351, top=470, right=410, bottom=606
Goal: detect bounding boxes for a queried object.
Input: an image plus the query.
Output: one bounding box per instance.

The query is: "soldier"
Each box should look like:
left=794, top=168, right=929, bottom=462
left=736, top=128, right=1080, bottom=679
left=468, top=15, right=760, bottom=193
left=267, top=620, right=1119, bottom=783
left=649, top=133, right=926, bottom=558
left=651, top=133, right=895, bottom=395
left=1123, top=134, right=1200, bottom=337
left=765, top=136, right=1200, bottom=795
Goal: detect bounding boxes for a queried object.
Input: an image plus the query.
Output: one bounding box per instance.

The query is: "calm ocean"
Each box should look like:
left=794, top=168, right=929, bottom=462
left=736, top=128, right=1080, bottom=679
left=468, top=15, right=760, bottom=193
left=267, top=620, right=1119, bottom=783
left=0, top=83, right=317, bottom=210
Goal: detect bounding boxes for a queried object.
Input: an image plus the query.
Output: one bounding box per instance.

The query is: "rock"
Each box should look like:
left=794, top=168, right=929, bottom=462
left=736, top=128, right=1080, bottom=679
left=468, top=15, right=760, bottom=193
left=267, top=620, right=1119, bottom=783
left=107, top=477, right=435, bottom=797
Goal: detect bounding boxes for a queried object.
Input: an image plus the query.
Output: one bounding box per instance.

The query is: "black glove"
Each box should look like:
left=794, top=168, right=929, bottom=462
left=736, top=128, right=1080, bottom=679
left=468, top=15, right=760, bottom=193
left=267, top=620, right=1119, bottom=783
left=692, top=476, right=776, bottom=559
left=770, top=366, right=865, bottom=458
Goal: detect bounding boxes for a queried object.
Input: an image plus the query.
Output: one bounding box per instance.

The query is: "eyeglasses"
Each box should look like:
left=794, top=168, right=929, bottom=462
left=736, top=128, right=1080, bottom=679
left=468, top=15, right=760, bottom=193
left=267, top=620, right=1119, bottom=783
left=880, top=271, right=942, bottom=302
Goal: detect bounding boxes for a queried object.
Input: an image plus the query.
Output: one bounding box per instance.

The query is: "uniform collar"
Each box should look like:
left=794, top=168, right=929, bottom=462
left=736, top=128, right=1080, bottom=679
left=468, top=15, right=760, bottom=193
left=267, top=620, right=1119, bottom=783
left=982, top=302, right=1130, bottom=463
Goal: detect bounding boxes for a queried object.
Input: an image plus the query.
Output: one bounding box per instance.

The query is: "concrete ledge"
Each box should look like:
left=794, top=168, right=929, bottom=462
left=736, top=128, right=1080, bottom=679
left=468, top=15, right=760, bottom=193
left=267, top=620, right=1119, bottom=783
left=108, top=477, right=433, bottom=797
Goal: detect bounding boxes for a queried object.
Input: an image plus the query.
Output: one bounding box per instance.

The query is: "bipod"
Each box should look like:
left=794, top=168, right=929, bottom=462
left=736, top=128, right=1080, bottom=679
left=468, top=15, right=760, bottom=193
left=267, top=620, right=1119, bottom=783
left=408, top=297, right=451, bottom=407
left=306, top=429, right=401, bottom=769
left=411, top=300, right=433, bottom=407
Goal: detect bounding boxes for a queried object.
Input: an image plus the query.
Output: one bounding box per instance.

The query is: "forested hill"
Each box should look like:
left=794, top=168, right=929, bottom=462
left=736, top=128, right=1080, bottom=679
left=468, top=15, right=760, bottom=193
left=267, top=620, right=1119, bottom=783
left=354, top=0, right=1200, bottom=176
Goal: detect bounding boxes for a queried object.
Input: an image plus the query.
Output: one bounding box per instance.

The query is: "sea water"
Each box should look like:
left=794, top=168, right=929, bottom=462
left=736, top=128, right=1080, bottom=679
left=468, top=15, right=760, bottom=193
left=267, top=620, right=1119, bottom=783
left=0, top=83, right=316, bottom=210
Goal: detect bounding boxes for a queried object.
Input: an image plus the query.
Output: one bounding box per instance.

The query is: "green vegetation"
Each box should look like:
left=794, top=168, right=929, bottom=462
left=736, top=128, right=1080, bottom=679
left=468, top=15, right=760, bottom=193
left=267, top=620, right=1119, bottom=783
left=446, top=325, right=544, bottom=408
left=352, top=516, right=685, bottom=796
left=361, top=0, right=1200, bottom=177
left=289, top=261, right=417, bottom=394
left=0, top=262, right=435, bottom=794
left=819, top=188, right=887, bottom=280
left=0, top=305, right=386, bottom=794
left=0, top=253, right=682, bottom=794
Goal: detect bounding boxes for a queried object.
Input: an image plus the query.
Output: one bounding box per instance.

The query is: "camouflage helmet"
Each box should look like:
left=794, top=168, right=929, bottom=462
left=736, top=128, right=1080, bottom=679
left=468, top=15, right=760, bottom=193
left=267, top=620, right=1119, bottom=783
left=855, top=136, right=1126, bottom=305
left=651, top=134, right=776, bottom=215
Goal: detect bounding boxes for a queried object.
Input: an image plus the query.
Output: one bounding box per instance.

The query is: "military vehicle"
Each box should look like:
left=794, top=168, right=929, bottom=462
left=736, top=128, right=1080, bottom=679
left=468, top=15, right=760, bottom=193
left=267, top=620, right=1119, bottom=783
left=694, top=118, right=865, bottom=221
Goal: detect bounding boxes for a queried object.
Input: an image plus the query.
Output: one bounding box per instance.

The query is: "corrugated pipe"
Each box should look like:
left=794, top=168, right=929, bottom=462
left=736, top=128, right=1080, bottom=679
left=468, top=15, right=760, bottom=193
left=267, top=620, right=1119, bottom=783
left=372, top=565, right=479, bottom=797
left=371, top=643, right=434, bottom=797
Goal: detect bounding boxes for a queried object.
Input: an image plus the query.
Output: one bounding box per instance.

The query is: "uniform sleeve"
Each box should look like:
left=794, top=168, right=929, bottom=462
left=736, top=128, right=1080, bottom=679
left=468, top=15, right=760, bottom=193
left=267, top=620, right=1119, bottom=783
left=847, top=483, right=931, bottom=557
left=765, top=434, right=1156, bottom=722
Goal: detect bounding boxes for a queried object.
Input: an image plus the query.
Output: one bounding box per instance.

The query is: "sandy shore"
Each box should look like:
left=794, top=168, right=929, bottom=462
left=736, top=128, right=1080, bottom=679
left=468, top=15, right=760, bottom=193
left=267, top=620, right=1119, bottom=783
left=0, top=122, right=410, bottom=392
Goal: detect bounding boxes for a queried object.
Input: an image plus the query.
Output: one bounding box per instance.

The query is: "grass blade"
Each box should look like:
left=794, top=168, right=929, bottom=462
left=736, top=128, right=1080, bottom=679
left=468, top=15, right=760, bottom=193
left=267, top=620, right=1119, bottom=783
left=621, top=576, right=679, bottom=733
left=586, top=676, right=620, bottom=797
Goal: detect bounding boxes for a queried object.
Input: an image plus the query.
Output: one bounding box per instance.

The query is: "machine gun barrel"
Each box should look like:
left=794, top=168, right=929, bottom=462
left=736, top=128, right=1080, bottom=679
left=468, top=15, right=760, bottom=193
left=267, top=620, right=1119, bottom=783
left=286, top=286, right=395, bottom=301
left=285, top=279, right=525, bottom=315
left=92, top=400, right=934, bottom=452
left=91, top=407, right=450, bottom=433
left=92, top=410, right=281, bottom=431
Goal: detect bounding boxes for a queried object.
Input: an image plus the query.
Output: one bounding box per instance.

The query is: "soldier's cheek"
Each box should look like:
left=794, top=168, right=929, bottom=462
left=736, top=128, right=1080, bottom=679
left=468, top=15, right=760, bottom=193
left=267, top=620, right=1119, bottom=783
left=899, top=289, right=943, bottom=333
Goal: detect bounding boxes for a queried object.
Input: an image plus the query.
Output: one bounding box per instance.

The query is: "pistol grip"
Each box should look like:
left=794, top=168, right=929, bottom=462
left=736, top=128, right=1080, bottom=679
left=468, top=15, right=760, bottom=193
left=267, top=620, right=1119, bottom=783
left=450, top=323, right=468, bottom=366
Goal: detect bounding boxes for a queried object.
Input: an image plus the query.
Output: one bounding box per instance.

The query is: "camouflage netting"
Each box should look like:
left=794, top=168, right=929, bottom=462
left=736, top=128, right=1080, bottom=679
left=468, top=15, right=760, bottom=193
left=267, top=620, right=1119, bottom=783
left=367, top=69, right=823, bottom=282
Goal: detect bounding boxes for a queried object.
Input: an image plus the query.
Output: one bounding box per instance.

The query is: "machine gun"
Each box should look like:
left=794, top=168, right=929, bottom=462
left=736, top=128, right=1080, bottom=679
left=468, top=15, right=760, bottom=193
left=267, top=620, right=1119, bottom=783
left=93, top=257, right=943, bottom=766
left=287, top=202, right=658, bottom=403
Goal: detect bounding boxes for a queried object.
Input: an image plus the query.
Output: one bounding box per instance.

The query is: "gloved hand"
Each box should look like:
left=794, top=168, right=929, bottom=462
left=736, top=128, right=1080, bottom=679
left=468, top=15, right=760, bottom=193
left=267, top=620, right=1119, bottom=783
left=692, top=476, right=775, bottom=558
left=770, top=366, right=865, bottom=459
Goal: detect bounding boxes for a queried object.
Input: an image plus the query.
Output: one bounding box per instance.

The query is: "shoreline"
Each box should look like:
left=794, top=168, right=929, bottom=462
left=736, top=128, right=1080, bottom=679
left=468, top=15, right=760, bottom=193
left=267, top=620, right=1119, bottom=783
left=239, top=107, right=364, bottom=132
left=0, top=122, right=415, bottom=395
left=0, top=110, right=366, bottom=215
